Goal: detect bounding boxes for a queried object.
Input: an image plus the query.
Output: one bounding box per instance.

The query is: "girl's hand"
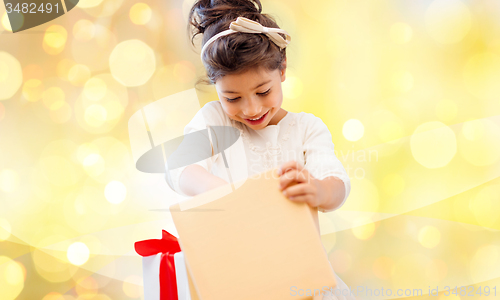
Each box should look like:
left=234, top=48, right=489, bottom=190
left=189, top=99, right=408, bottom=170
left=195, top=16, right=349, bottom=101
left=277, top=160, right=325, bottom=208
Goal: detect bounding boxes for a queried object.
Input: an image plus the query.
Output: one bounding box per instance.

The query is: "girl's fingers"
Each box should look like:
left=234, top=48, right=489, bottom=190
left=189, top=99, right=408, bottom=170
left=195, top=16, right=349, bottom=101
left=282, top=183, right=314, bottom=197
left=279, top=168, right=312, bottom=188
left=286, top=194, right=314, bottom=206
left=278, top=160, right=303, bottom=175
left=279, top=169, right=297, bottom=190
left=279, top=169, right=307, bottom=190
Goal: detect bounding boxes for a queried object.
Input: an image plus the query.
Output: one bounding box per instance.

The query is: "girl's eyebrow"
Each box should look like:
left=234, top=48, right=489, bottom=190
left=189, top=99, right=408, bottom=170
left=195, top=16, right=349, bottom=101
left=222, top=79, right=272, bottom=94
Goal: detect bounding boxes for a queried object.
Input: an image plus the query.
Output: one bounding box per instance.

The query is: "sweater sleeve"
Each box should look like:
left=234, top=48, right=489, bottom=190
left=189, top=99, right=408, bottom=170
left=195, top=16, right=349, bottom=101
left=165, top=101, right=226, bottom=196
left=301, top=113, right=351, bottom=213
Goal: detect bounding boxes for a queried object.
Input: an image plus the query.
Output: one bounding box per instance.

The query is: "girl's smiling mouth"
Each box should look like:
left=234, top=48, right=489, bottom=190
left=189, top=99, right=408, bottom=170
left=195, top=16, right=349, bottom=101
left=245, top=110, right=269, bottom=125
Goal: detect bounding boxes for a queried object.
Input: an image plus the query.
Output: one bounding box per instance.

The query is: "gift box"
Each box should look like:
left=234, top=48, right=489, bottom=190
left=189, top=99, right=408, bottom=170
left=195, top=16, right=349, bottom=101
left=135, top=230, right=200, bottom=300
left=169, top=168, right=337, bottom=300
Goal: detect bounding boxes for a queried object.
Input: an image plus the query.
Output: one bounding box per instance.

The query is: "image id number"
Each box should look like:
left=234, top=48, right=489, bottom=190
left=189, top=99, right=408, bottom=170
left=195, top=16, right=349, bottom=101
left=6, top=3, right=59, bottom=14
left=444, top=286, right=497, bottom=297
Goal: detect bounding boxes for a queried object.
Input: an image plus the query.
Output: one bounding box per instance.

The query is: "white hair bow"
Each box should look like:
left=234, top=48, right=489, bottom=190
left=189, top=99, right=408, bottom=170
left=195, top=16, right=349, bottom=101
left=200, top=16, right=291, bottom=59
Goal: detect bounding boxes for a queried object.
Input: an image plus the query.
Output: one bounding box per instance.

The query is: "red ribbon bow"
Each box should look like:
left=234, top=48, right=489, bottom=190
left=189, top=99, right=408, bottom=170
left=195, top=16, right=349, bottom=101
left=135, top=230, right=182, bottom=300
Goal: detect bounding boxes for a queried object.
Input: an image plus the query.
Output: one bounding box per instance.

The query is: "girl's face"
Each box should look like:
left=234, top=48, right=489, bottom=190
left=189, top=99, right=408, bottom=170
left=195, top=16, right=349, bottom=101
left=215, top=65, right=287, bottom=130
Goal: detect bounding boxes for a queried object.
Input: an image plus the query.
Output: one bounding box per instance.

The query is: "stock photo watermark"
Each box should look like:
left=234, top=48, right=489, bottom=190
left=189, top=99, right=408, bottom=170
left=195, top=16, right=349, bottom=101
left=247, top=146, right=379, bottom=183
left=289, top=285, right=498, bottom=298
left=3, top=0, right=78, bottom=33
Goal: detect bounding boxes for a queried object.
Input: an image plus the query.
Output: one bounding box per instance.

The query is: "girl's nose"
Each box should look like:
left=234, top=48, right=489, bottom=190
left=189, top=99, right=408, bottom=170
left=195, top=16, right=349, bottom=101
left=243, top=97, right=261, bottom=118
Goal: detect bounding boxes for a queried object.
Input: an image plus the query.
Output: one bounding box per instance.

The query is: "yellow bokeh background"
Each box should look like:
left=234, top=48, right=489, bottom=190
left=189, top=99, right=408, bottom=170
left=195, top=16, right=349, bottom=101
left=1, top=0, right=500, bottom=299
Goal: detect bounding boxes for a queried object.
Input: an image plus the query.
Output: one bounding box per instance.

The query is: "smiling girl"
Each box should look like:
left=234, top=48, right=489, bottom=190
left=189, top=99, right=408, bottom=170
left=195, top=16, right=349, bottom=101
left=166, top=0, right=354, bottom=299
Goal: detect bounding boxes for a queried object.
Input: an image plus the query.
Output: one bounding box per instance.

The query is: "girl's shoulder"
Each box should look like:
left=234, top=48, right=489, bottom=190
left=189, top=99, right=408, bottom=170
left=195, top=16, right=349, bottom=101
left=290, top=111, right=332, bottom=140
left=198, top=100, right=232, bottom=126
left=292, top=111, right=329, bottom=130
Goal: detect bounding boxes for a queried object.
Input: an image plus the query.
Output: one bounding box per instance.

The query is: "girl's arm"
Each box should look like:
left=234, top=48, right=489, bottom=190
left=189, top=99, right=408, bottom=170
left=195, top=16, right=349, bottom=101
left=178, top=164, right=229, bottom=196
left=316, top=176, right=346, bottom=212
left=278, top=162, right=347, bottom=211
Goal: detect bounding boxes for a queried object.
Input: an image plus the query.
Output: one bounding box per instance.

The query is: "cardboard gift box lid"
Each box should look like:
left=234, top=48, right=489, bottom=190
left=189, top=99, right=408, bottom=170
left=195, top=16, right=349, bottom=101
left=169, top=168, right=337, bottom=300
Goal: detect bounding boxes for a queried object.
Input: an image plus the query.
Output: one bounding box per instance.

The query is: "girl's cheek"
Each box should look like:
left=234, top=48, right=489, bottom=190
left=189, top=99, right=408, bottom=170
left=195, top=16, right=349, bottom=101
left=221, top=104, right=236, bottom=117
left=227, top=106, right=240, bottom=118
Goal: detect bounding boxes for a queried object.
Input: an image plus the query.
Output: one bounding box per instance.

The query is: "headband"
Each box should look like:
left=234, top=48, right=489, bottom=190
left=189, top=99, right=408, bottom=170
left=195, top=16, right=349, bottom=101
left=200, top=16, right=291, bottom=60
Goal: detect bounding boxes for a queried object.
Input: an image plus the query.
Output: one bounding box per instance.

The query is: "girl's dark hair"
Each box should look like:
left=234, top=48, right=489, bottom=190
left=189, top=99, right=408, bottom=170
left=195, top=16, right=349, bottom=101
left=187, top=0, right=287, bottom=86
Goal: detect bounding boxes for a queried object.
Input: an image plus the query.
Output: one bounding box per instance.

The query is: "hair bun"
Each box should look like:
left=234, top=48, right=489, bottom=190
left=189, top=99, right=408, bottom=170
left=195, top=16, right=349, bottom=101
left=188, top=0, right=262, bottom=36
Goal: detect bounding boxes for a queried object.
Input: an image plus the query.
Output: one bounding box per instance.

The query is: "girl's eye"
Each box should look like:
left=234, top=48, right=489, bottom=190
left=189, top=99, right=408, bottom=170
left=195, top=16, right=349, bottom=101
left=226, top=97, right=240, bottom=103
left=225, top=89, right=270, bottom=103
left=258, top=88, right=271, bottom=96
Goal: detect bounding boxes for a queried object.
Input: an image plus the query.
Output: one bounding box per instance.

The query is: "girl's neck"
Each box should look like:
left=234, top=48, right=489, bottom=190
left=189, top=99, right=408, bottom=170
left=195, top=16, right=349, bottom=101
left=268, top=108, right=288, bottom=126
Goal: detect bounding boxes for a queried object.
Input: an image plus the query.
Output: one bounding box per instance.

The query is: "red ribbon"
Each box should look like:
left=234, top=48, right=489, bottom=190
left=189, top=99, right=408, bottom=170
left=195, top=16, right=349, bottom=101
left=135, top=230, right=182, bottom=300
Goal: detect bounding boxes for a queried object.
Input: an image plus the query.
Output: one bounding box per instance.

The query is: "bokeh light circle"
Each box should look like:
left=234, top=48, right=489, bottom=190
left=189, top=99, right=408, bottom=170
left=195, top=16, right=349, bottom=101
left=84, top=104, right=107, bottom=127
left=43, top=25, right=68, bottom=55
left=418, top=225, right=441, bottom=248
left=410, top=121, right=457, bottom=169
left=425, top=0, right=472, bottom=44
left=83, top=153, right=106, bottom=177
left=67, top=242, right=90, bottom=266
left=84, top=77, right=107, bottom=101
left=351, top=217, right=376, bottom=240
left=75, top=73, right=128, bottom=134
left=342, top=119, right=364, bottom=141
left=2, top=12, right=13, bottom=32
left=76, top=137, right=132, bottom=183
left=0, top=256, right=24, bottom=300
left=22, top=79, right=44, bottom=102
left=109, top=39, right=156, bottom=87
left=104, top=181, right=127, bottom=204
left=130, top=3, right=152, bottom=25
left=0, top=52, right=23, bottom=101
left=459, top=118, right=500, bottom=166
left=68, top=64, right=92, bottom=86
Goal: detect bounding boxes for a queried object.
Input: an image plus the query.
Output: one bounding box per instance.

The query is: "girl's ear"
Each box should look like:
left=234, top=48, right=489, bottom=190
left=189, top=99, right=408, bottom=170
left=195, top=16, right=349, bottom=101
left=280, top=58, right=287, bottom=82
